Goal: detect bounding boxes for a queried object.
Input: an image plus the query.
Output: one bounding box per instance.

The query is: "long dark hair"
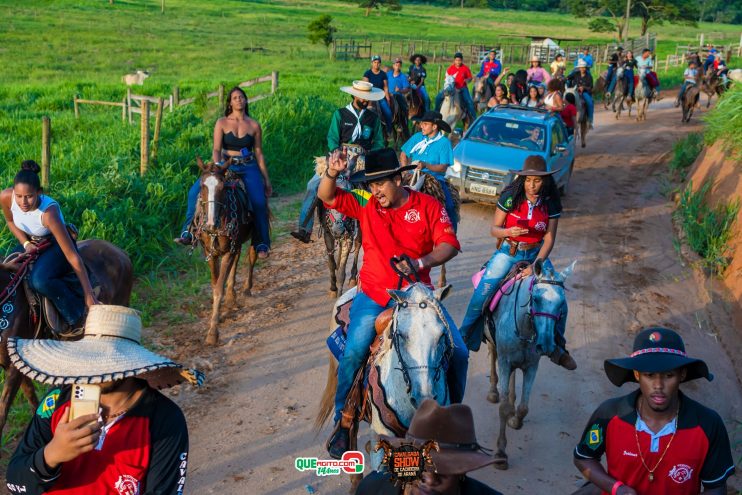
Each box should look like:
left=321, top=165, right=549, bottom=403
left=501, top=174, right=561, bottom=212
left=224, top=86, right=249, bottom=117
left=514, top=69, right=528, bottom=85
left=14, top=160, right=42, bottom=191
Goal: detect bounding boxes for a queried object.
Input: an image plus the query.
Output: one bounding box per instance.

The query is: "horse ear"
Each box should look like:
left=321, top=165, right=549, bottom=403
left=196, top=156, right=206, bottom=171
left=533, top=258, right=544, bottom=278
left=387, top=289, right=406, bottom=304
left=434, top=284, right=453, bottom=302
left=559, top=260, right=577, bottom=281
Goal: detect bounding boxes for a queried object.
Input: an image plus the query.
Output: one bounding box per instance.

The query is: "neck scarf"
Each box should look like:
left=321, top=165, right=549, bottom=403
left=409, top=131, right=444, bottom=156
left=345, top=103, right=366, bottom=142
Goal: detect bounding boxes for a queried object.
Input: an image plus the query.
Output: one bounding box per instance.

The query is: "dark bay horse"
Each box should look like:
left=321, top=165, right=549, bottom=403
left=192, top=157, right=259, bottom=345
left=681, top=75, right=701, bottom=123
left=406, top=73, right=425, bottom=121
left=702, top=67, right=725, bottom=108
left=473, top=76, right=495, bottom=114
left=0, top=239, right=132, bottom=444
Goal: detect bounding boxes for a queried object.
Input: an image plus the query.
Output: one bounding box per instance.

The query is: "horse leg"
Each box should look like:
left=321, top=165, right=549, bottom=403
left=206, top=255, right=221, bottom=345
left=336, top=238, right=351, bottom=296
left=224, top=248, right=241, bottom=309
left=349, top=234, right=360, bottom=288
left=324, top=231, right=338, bottom=298
left=437, top=263, right=447, bottom=288
left=494, top=362, right=514, bottom=470
left=20, top=376, right=39, bottom=410
left=348, top=421, right=362, bottom=493
left=487, top=340, right=500, bottom=403
left=240, top=244, right=257, bottom=297
left=208, top=253, right=236, bottom=346
left=0, top=367, right=25, bottom=448
left=509, top=364, right=538, bottom=431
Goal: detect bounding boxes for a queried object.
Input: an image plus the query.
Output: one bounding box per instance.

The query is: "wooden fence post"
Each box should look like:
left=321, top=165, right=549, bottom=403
left=169, top=94, right=174, bottom=113
left=41, top=116, right=51, bottom=189
left=127, top=88, right=132, bottom=124
left=217, top=84, right=225, bottom=108
left=173, top=86, right=179, bottom=106
left=73, top=96, right=80, bottom=119
left=122, top=97, right=127, bottom=122
left=151, top=98, right=163, bottom=163
left=271, top=71, right=279, bottom=94
left=436, top=64, right=442, bottom=93
left=140, top=100, right=149, bottom=176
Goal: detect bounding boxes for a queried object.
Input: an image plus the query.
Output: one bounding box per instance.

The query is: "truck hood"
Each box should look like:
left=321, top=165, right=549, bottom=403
left=454, top=140, right=543, bottom=172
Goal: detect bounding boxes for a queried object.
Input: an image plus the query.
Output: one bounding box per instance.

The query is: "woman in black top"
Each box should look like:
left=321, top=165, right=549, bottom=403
left=509, top=69, right=528, bottom=104
left=408, top=53, right=430, bottom=111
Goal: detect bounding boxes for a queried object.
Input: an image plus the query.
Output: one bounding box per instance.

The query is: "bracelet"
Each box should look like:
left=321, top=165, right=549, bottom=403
left=23, top=241, right=31, bottom=248
left=611, top=481, right=624, bottom=495
left=324, top=170, right=339, bottom=180
left=416, top=258, right=425, bottom=270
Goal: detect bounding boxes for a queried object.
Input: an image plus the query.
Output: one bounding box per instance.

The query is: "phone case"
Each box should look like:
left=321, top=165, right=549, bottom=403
left=70, top=384, right=100, bottom=420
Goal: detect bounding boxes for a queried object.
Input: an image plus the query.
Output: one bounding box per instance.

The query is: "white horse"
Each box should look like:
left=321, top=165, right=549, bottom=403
left=635, top=76, right=651, bottom=122
left=440, top=74, right=471, bottom=131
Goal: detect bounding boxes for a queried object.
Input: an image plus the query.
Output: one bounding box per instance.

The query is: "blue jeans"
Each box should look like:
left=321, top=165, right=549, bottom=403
left=298, top=173, right=321, bottom=232
left=435, top=86, right=476, bottom=120
left=436, top=178, right=458, bottom=232
left=27, top=240, right=84, bottom=325
left=334, top=291, right=469, bottom=423
left=379, top=98, right=393, bottom=131
left=606, top=65, right=615, bottom=91
left=418, top=86, right=431, bottom=111
left=183, top=162, right=271, bottom=249
left=460, top=243, right=566, bottom=352
left=582, top=92, right=594, bottom=123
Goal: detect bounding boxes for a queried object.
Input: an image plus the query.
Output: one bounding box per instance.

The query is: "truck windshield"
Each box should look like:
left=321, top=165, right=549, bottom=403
left=467, top=118, right=545, bottom=151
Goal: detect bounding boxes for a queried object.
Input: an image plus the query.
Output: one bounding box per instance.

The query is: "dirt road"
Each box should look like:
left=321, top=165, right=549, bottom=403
left=169, top=100, right=742, bottom=494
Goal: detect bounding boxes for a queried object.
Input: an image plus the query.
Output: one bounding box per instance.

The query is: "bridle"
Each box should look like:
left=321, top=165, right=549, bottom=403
left=388, top=256, right=454, bottom=399
left=507, top=274, right=564, bottom=344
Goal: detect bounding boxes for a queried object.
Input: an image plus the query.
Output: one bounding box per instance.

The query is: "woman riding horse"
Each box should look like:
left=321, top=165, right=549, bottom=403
left=0, top=161, right=98, bottom=332
left=458, top=156, right=576, bottom=370
left=176, top=87, right=273, bottom=258
left=408, top=53, right=431, bottom=113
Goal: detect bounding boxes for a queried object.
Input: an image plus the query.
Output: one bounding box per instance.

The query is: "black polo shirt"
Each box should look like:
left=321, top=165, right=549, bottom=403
left=574, top=390, right=734, bottom=494
left=364, top=69, right=388, bottom=91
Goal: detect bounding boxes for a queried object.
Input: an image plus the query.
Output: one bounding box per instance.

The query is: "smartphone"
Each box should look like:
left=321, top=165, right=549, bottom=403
left=70, top=384, right=100, bottom=421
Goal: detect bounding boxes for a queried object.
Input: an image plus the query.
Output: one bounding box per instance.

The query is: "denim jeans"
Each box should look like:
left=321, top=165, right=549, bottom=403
left=460, top=243, right=566, bottom=352
left=334, top=290, right=469, bottom=423
left=582, top=92, right=594, bottom=123
left=183, top=162, right=271, bottom=249
left=606, top=65, right=615, bottom=91
left=379, top=98, right=393, bottom=131
left=298, top=173, right=322, bottom=232
left=26, top=240, right=84, bottom=325
left=418, top=86, right=431, bottom=111
left=437, top=178, right=458, bottom=232
left=435, top=86, right=476, bottom=120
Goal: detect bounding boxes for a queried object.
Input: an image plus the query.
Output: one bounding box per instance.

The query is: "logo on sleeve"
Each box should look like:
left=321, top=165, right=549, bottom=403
left=504, top=197, right=513, bottom=209
left=404, top=209, right=421, bottom=223
left=114, top=475, right=140, bottom=495
left=439, top=207, right=451, bottom=224
left=585, top=424, right=602, bottom=450
left=668, top=464, right=693, bottom=484
left=36, top=389, right=61, bottom=419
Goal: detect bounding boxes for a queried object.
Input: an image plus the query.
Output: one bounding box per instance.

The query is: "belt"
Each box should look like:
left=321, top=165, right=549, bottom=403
left=503, top=240, right=542, bottom=255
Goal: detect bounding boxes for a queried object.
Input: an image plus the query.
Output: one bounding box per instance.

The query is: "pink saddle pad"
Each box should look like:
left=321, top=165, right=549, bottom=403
left=471, top=270, right=523, bottom=312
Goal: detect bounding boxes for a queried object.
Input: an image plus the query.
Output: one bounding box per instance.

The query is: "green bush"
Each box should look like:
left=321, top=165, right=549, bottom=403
left=704, top=83, right=742, bottom=159
left=668, top=132, right=703, bottom=180
left=675, top=180, right=740, bottom=276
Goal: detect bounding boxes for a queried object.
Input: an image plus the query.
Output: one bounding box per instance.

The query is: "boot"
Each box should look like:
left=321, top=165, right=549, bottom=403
left=290, top=229, right=312, bottom=244
left=174, top=231, right=194, bottom=246
left=326, top=422, right=350, bottom=460
left=550, top=348, right=577, bottom=370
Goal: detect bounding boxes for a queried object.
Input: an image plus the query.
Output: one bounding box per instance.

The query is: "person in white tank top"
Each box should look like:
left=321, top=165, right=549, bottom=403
left=543, top=79, right=564, bottom=113
left=1, top=161, right=98, bottom=328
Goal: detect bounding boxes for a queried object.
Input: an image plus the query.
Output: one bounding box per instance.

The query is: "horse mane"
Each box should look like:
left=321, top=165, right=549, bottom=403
left=314, top=156, right=327, bottom=177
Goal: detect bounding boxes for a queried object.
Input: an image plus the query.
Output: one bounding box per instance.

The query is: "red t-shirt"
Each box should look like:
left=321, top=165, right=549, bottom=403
left=496, top=189, right=561, bottom=244
left=560, top=104, right=577, bottom=129
left=326, top=188, right=460, bottom=306
left=447, top=64, right=473, bottom=89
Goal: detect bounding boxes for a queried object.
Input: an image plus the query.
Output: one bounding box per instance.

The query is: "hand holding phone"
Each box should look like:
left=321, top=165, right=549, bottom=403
left=70, top=384, right=100, bottom=421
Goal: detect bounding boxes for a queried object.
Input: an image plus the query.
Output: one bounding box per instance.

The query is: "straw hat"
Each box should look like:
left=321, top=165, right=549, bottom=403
left=8, top=305, right=205, bottom=389
left=340, top=80, right=385, bottom=101
left=530, top=55, right=541, bottom=63
left=576, top=59, right=589, bottom=68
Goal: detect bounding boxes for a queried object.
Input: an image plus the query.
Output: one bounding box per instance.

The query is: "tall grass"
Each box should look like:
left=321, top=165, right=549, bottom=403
left=704, top=83, right=742, bottom=159
left=675, top=180, right=740, bottom=276
left=668, top=132, right=704, bottom=180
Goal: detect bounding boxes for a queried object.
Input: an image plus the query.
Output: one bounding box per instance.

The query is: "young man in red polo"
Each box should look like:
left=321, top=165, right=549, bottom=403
left=434, top=52, right=476, bottom=120
left=574, top=327, right=735, bottom=495
left=318, top=147, right=468, bottom=459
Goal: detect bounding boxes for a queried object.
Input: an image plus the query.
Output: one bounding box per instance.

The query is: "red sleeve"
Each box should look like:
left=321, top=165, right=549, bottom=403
left=446, top=65, right=455, bottom=76
left=324, top=189, right=362, bottom=220
left=464, top=67, right=473, bottom=79
left=424, top=196, right=460, bottom=251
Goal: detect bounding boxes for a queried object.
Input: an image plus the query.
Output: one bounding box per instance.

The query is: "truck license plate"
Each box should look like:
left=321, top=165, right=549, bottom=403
left=469, top=183, right=499, bottom=196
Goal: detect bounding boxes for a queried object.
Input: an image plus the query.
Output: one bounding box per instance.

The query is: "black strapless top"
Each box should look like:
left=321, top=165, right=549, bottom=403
left=223, top=131, right=255, bottom=152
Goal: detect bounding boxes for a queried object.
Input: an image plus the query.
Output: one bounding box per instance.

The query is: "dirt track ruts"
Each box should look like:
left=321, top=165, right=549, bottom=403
left=158, top=99, right=742, bottom=495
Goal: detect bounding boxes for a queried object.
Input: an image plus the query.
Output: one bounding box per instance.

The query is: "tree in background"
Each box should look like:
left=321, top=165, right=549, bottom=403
left=307, top=15, right=337, bottom=50
left=358, top=0, right=402, bottom=16
left=633, top=0, right=699, bottom=35
left=697, top=0, right=741, bottom=24
left=564, top=0, right=630, bottom=41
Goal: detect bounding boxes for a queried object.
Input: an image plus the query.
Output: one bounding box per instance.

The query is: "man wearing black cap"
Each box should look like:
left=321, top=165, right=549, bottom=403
left=435, top=52, right=476, bottom=121
left=318, top=148, right=468, bottom=459
left=574, top=327, right=734, bottom=495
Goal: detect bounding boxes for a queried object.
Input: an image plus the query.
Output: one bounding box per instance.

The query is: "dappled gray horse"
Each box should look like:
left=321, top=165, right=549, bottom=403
left=484, top=259, right=574, bottom=469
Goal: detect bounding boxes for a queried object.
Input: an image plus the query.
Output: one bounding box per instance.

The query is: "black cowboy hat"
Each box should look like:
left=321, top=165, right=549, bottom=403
left=509, top=155, right=561, bottom=176
left=604, top=327, right=713, bottom=386
left=410, top=53, right=428, bottom=64
left=350, top=147, right=414, bottom=183
left=412, top=110, right=451, bottom=133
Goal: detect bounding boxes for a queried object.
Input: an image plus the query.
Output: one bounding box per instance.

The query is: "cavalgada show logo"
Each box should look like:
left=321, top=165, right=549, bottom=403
left=295, top=451, right=364, bottom=476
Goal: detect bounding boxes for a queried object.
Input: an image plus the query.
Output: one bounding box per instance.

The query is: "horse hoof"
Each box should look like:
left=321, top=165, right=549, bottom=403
left=508, top=416, right=523, bottom=430
left=205, top=334, right=219, bottom=346
left=581, top=142, right=586, bottom=148
left=329, top=290, right=338, bottom=299
left=243, top=289, right=252, bottom=297
left=487, top=391, right=500, bottom=404
left=493, top=455, right=509, bottom=470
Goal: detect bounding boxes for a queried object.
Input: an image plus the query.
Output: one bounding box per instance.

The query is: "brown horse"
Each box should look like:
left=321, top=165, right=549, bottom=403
left=681, top=76, right=701, bottom=123
left=702, top=67, right=725, bottom=108
left=0, top=239, right=132, bottom=444
left=406, top=73, right=425, bottom=121
left=472, top=76, right=495, bottom=114
left=191, top=158, right=258, bottom=345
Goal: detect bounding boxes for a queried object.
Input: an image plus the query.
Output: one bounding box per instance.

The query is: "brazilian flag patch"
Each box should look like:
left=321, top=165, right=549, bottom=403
left=36, top=389, right=61, bottom=419
left=504, top=196, right=513, bottom=209
left=585, top=423, right=602, bottom=450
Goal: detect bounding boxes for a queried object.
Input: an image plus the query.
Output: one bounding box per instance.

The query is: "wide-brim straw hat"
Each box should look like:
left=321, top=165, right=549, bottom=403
left=509, top=155, right=561, bottom=176
left=341, top=80, right=385, bottom=101
left=380, top=400, right=495, bottom=475
left=604, top=327, right=712, bottom=386
left=530, top=56, right=541, bottom=63
left=576, top=59, right=589, bottom=68
left=410, top=53, right=428, bottom=64
left=8, top=305, right=205, bottom=389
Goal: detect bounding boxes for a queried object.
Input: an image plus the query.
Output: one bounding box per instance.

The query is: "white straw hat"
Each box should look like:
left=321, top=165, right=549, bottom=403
left=340, top=80, right=385, bottom=101
left=8, top=305, right=204, bottom=389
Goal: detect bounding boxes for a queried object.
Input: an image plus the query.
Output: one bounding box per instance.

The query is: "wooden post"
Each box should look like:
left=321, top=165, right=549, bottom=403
left=151, top=97, right=163, bottom=163
left=172, top=86, right=180, bottom=106
left=169, top=94, right=174, bottom=112
left=122, top=97, right=127, bottom=122
left=73, top=96, right=80, bottom=119
left=271, top=71, right=279, bottom=94
left=217, top=84, right=225, bottom=107
left=436, top=64, right=442, bottom=93
left=140, top=100, right=149, bottom=176
left=41, top=116, right=51, bottom=189
left=161, top=0, right=164, bottom=13
left=127, top=88, right=132, bottom=124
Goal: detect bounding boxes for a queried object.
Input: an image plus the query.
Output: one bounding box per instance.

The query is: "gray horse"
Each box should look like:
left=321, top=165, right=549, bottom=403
left=484, top=259, right=575, bottom=469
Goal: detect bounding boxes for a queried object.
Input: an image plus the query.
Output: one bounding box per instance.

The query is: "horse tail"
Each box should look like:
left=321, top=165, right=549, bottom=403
left=314, top=351, right=338, bottom=431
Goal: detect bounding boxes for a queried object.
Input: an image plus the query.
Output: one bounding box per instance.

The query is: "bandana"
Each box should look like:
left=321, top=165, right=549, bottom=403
left=345, top=103, right=366, bottom=142
left=409, top=131, right=444, bottom=156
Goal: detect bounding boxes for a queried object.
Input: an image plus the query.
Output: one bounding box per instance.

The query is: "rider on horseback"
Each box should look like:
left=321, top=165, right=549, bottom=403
left=550, top=53, right=566, bottom=77
left=400, top=111, right=458, bottom=228
left=1, top=161, right=99, bottom=332
left=459, top=156, right=576, bottom=370
left=387, top=57, right=411, bottom=118
left=637, top=48, right=662, bottom=101
left=364, top=55, right=394, bottom=132
left=176, top=87, right=273, bottom=258
left=319, top=148, right=468, bottom=459
left=527, top=56, right=551, bottom=87
left=604, top=46, right=624, bottom=99
left=435, top=52, right=477, bottom=121
left=675, top=61, right=699, bottom=108
left=291, top=81, right=384, bottom=244
left=408, top=54, right=431, bottom=112
left=477, top=48, right=503, bottom=96
left=568, top=60, right=594, bottom=129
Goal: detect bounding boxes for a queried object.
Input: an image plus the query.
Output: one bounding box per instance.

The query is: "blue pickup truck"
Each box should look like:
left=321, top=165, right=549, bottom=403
left=448, top=105, right=575, bottom=203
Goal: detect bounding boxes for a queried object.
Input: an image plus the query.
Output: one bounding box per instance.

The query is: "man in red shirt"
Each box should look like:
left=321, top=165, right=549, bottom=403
left=318, top=147, right=468, bottom=459
left=574, top=327, right=734, bottom=495
left=435, top=52, right=477, bottom=120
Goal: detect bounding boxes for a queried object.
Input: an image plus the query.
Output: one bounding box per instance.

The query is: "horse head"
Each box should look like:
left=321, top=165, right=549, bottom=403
left=379, top=283, right=454, bottom=410
left=196, top=156, right=228, bottom=230
left=529, top=259, right=575, bottom=356
left=473, top=76, right=485, bottom=101
left=442, top=75, right=456, bottom=96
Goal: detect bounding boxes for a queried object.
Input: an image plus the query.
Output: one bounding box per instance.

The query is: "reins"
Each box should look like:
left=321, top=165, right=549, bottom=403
left=0, top=240, right=52, bottom=307
left=512, top=274, right=565, bottom=344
